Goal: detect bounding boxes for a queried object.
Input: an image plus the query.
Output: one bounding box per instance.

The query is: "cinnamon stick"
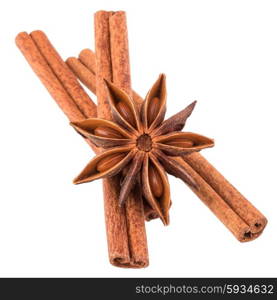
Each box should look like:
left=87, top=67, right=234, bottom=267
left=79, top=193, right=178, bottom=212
left=66, top=57, right=96, bottom=94
left=30, top=30, right=97, bottom=119
left=67, top=48, right=267, bottom=241
left=15, top=29, right=148, bottom=267
left=110, top=11, right=149, bottom=264
left=172, top=157, right=264, bottom=241
left=79, top=48, right=97, bottom=75
left=183, top=153, right=267, bottom=236
left=15, top=32, right=84, bottom=123
left=15, top=31, right=98, bottom=153
left=95, top=11, right=148, bottom=267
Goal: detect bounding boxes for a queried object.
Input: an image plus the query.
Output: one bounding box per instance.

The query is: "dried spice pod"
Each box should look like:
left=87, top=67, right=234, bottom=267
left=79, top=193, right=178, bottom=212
left=166, top=138, right=194, bottom=148
left=94, top=126, right=124, bottom=139
left=116, top=101, right=136, bottom=128
left=73, top=146, right=135, bottom=184
left=148, top=163, right=164, bottom=198
left=142, top=74, right=167, bottom=131
left=147, top=97, right=160, bottom=126
left=71, top=118, right=133, bottom=148
left=97, top=153, right=127, bottom=172
left=154, top=132, right=214, bottom=156
left=105, top=80, right=141, bottom=133
left=119, top=151, right=145, bottom=206
left=153, top=101, right=197, bottom=136
left=72, top=75, right=213, bottom=224
left=142, top=153, right=171, bottom=225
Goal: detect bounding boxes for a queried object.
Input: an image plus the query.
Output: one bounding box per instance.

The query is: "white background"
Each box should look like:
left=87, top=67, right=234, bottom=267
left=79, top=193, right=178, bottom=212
left=0, top=0, right=276, bottom=277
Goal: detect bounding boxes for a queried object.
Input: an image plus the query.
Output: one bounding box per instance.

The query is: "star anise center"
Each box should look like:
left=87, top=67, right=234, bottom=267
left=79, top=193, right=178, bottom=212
left=136, top=134, right=152, bottom=152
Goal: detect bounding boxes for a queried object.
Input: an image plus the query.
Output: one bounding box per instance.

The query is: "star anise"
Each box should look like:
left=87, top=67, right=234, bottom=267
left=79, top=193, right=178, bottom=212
left=71, top=74, right=214, bottom=224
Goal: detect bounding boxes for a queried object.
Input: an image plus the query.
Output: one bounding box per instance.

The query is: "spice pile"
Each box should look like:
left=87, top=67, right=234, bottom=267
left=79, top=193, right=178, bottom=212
left=16, top=10, right=267, bottom=268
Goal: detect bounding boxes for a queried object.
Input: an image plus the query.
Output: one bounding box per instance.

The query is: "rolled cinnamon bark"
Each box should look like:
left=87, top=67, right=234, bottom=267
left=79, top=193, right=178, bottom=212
left=110, top=11, right=149, bottom=265
left=15, top=30, right=136, bottom=267
left=15, top=32, right=84, bottom=123
left=15, top=31, right=97, bottom=153
left=172, top=157, right=263, bottom=241
left=109, top=11, right=132, bottom=95
left=30, top=30, right=97, bottom=119
left=66, top=57, right=96, bottom=94
left=95, top=11, right=148, bottom=267
left=183, top=153, right=267, bottom=236
left=67, top=47, right=267, bottom=241
left=17, top=24, right=149, bottom=266
left=79, top=48, right=96, bottom=75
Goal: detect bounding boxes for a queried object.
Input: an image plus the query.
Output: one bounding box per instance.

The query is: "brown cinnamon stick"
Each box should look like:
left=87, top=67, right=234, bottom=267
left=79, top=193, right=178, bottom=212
left=16, top=29, right=148, bottom=267
left=66, top=57, right=96, bottom=94
left=173, top=157, right=264, bottom=241
left=15, top=31, right=98, bottom=154
left=15, top=32, right=85, bottom=123
left=30, top=30, right=97, bottom=119
left=67, top=48, right=267, bottom=241
left=95, top=11, right=148, bottom=267
left=183, top=153, right=267, bottom=236
left=109, top=11, right=149, bottom=264
left=79, top=48, right=97, bottom=75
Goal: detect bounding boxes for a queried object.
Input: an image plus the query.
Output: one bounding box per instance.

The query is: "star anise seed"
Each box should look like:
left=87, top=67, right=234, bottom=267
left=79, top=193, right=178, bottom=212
left=71, top=74, right=214, bottom=225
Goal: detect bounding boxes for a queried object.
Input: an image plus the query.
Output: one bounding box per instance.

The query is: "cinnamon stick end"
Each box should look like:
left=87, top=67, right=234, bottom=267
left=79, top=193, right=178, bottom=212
left=111, top=257, right=149, bottom=269
left=30, top=29, right=45, bottom=37
left=79, top=48, right=93, bottom=59
left=238, top=219, right=267, bottom=243
left=15, top=31, right=28, bottom=46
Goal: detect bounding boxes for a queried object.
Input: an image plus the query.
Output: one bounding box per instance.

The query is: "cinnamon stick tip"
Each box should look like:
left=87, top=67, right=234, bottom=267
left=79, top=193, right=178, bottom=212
left=94, top=10, right=113, bottom=17
left=237, top=220, right=267, bottom=242
left=79, top=48, right=93, bottom=58
left=111, top=257, right=149, bottom=268
left=15, top=31, right=28, bottom=45
left=65, top=57, right=77, bottom=64
left=109, top=11, right=127, bottom=18
left=29, top=29, right=46, bottom=38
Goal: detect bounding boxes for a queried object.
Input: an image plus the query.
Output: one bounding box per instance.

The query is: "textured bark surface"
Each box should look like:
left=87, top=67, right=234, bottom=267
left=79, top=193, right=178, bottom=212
left=30, top=30, right=97, bottom=118
left=16, top=32, right=99, bottom=154
left=183, top=153, right=267, bottom=237
left=66, top=57, right=96, bottom=94
left=95, top=10, right=149, bottom=267
left=109, top=11, right=132, bottom=95
left=79, top=48, right=97, bottom=75
left=17, top=18, right=149, bottom=267
left=15, top=32, right=85, bottom=123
